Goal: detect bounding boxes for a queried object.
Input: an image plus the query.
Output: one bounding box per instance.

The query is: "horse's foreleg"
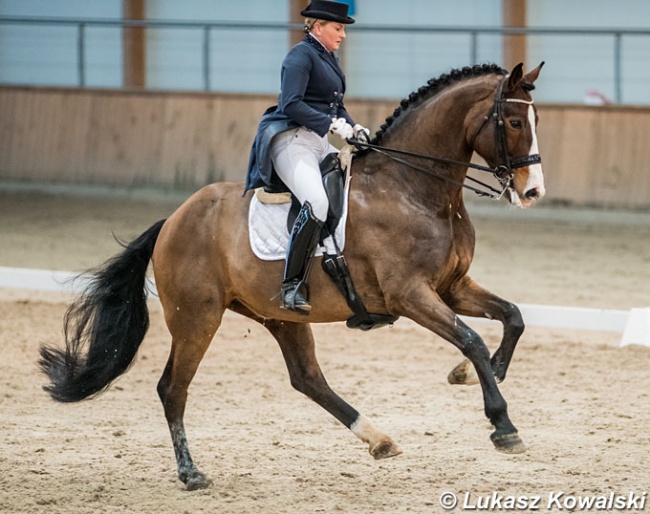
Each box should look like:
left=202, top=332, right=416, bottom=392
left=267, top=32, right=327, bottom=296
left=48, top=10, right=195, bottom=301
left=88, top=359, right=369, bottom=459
left=445, top=276, right=524, bottom=386
left=157, top=306, right=222, bottom=491
left=264, top=319, right=402, bottom=460
left=396, top=284, right=525, bottom=454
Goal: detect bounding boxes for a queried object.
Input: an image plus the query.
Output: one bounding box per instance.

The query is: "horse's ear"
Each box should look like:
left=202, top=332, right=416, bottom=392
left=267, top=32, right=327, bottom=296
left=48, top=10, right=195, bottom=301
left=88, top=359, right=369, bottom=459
left=522, top=61, right=545, bottom=86
left=504, top=63, right=524, bottom=94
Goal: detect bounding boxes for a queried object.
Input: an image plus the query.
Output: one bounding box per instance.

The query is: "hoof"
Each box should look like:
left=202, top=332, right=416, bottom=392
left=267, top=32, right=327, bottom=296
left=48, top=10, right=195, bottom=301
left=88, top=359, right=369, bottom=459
left=184, top=470, right=213, bottom=491
left=370, top=438, right=403, bottom=460
left=448, top=359, right=479, bottom=386
left=491, top=432, right=527, bottom=454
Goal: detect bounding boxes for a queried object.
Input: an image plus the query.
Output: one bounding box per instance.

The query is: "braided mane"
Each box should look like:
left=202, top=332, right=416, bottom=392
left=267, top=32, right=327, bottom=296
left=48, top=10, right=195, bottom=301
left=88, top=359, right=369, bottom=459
left=371, top=63, right=506, bottom=144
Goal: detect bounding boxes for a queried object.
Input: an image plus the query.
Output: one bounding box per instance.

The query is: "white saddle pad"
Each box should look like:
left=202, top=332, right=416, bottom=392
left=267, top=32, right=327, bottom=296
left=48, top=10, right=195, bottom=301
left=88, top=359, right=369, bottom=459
left=248, top=189, right=348, bottom=261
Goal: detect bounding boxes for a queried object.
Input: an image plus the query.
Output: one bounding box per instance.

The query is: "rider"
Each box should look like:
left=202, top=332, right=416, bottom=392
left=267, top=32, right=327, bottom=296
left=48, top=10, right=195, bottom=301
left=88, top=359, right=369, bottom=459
left=246, top=0, right=370, bottom=314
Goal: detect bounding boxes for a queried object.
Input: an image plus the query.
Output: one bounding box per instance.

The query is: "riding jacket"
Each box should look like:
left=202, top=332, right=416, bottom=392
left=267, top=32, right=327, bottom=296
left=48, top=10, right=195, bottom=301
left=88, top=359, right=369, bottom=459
left=245, top=34, right=356, bottom=192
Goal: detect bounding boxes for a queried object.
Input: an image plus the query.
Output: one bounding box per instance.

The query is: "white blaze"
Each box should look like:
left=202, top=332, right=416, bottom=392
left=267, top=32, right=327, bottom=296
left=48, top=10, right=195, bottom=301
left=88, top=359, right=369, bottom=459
left=525, top=105, right=545, bottom=198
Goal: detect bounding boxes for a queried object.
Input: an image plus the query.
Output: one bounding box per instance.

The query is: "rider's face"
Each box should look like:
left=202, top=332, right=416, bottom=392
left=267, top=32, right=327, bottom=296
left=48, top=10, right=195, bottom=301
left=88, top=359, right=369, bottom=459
left=313, top=21, right=346, bottom=52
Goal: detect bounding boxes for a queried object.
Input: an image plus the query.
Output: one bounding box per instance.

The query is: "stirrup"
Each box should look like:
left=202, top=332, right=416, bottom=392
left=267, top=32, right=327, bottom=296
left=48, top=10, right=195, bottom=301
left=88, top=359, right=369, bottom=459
left=280, top=279, right=311, bottom=314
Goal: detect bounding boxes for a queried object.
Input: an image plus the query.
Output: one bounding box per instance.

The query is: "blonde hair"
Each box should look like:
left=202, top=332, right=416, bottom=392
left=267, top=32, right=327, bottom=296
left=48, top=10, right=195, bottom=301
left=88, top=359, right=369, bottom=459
left=303, top=17, right=331, bottom=33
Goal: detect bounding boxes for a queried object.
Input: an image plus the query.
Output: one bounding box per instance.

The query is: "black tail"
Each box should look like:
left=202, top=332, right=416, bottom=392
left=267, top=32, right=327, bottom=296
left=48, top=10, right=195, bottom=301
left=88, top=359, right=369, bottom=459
left=39, top=219, right=166, bottom=403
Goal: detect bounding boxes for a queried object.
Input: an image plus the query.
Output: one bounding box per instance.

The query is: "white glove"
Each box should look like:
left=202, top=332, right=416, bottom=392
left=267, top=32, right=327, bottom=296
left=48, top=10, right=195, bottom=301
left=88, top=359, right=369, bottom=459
left=329, top=118, right=354, bottom=140
left=353, top=124, right=371, bottom=142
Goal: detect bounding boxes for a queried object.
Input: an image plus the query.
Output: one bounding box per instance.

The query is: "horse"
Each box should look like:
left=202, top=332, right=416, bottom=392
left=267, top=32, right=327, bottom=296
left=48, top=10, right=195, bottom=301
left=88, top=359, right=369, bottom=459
left=39, top=62, right=546, bottom=491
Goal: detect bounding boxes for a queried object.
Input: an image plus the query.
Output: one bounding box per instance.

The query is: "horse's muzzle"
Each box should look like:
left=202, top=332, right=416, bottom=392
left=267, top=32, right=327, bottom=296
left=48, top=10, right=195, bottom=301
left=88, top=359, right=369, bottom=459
left=524, top=186, right=543, bottom=200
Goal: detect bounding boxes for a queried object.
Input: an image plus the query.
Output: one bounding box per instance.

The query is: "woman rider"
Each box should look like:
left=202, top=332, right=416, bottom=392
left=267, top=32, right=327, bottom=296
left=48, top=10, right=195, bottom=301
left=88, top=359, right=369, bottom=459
left=246, top=0, right=369, bottom=314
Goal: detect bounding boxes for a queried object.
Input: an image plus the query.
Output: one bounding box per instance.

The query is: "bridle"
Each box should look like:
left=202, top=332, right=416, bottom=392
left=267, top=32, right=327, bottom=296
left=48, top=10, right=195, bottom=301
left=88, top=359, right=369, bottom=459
left=349, top=77, right=542, bottom=200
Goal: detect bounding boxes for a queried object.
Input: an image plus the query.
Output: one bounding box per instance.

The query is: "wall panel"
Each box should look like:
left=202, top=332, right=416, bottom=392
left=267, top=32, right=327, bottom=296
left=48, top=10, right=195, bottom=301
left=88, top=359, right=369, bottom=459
left=1, top=86, right=649, bottom=208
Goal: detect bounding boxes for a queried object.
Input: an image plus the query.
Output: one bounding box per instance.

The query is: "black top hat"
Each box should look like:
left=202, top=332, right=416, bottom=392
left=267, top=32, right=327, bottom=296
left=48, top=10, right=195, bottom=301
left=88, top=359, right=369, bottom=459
left=301, top=0, right=355, bottom=24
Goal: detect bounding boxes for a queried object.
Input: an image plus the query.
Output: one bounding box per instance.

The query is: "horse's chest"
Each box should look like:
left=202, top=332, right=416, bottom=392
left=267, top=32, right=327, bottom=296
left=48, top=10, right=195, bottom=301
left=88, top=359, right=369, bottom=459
left=429, top=217, right=475, bottom=282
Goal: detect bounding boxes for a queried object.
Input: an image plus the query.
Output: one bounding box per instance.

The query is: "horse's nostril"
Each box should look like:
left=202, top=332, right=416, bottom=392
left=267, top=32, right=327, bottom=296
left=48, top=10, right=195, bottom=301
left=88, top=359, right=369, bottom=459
left=525, top=188, right=540, bottom=199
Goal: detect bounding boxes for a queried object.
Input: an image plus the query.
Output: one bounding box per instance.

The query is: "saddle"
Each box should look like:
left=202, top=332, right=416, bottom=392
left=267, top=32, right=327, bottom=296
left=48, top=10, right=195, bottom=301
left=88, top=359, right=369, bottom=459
left=262, top=152, right=397, bottom=331
left=262, top=153, right=345, bottom=237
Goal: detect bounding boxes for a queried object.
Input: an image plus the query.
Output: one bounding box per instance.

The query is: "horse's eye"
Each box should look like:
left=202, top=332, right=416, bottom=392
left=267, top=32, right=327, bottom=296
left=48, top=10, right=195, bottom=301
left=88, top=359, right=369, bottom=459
left=509, top=119, right=523, bottom=129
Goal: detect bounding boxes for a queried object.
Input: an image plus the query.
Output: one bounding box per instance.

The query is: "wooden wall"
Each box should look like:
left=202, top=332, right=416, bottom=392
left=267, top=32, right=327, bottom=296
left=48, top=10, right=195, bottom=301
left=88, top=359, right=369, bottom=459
left=0, top=87, right=273, bottom=188
left=536, top=105, right=650, bottom=207
left=1, top=86, right=649, bottom=208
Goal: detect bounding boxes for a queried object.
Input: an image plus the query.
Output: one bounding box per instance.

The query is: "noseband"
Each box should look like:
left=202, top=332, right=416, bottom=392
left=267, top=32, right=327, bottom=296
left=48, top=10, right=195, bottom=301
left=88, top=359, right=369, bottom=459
left=351, top=77, right=542, bottom=200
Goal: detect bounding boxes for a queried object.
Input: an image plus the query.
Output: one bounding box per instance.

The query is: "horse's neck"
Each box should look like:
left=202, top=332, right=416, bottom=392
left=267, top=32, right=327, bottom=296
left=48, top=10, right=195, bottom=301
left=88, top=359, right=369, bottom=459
left=356, top=89, right=479, bottom=207
left=392, top=85, right=482, bottom=160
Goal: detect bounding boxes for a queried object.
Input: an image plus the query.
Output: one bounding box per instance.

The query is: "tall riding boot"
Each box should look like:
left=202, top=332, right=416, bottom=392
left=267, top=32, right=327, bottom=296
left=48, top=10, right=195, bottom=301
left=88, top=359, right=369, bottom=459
left=281, top=202, right=324, bottom=314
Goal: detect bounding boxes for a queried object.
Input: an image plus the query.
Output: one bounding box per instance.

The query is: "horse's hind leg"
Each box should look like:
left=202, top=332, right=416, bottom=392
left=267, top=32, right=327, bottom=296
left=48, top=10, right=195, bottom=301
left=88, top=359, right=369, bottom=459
left=260, top=316, right=402, bottom=460
left=445, top=276, right=525, bottom=386
left=157, top=303, right=223, bottom=490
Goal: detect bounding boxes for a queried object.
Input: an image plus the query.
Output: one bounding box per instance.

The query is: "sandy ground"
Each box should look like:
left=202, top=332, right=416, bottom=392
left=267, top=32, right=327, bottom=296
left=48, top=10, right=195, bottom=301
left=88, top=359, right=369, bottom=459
left=1, top=186, right=650, bottom=514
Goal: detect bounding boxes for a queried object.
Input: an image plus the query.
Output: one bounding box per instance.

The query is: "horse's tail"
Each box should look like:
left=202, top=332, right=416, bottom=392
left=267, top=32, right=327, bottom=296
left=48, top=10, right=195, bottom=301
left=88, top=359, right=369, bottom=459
left=39, top=219, right=167, bottom=403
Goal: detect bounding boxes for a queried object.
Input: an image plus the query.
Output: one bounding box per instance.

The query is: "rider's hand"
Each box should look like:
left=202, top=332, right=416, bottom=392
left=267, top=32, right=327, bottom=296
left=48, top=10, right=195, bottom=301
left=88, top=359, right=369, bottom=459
left=329, top=118, right=354, bottom=140
left=353, top=124, right=371, bottom=142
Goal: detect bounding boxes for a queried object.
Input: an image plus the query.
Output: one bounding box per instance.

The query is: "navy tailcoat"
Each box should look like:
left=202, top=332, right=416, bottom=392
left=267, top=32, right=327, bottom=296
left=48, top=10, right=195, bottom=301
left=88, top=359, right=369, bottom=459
left=245, top=35, right=356, bottom=192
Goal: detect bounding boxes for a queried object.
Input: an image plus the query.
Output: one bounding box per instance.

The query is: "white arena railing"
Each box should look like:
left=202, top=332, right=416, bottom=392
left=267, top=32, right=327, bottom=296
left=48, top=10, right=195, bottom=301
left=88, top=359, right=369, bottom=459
left=1, top=266, right=647, bottom=347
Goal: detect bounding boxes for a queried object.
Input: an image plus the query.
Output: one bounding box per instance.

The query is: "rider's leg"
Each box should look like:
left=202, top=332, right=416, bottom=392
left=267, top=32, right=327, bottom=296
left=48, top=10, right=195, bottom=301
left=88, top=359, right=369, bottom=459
left=280, top=201, right=323, bottom=313
left=270, top=128, right=330, bottom=313
left=271, top=128, right=330, bottom=220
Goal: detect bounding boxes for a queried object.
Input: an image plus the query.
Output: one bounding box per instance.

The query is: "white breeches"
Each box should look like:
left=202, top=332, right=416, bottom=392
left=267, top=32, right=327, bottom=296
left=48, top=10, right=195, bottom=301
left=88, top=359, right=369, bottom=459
left=270, top=127, right=339, bottom=222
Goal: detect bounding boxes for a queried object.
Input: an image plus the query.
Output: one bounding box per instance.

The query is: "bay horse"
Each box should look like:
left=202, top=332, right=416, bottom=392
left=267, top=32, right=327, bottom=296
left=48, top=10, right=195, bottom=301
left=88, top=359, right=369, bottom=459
left=40, top=62, right=545, bottom=491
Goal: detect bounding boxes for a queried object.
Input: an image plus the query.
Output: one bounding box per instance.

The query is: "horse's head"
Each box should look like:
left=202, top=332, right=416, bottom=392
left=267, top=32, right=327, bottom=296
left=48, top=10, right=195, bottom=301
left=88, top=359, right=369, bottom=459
left=469, top=62, right=545, bottom=208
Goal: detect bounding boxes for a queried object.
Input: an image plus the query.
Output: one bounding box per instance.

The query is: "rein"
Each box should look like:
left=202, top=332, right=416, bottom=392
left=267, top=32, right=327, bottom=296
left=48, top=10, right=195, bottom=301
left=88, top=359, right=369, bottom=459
left=347, top=139, right=508, bottom=198
left=349, top=77, right=542, bottom=200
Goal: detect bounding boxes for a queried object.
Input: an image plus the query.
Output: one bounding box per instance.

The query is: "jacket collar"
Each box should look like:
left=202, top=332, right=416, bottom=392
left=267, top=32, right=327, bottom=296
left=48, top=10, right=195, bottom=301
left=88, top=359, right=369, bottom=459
left=305, top=33, right=327, bottom=53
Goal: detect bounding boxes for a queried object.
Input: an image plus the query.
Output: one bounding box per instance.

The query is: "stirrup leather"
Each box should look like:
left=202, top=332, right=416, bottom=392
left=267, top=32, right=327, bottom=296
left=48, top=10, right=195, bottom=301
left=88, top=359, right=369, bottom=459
left=322, top=252, right=398, bottom=330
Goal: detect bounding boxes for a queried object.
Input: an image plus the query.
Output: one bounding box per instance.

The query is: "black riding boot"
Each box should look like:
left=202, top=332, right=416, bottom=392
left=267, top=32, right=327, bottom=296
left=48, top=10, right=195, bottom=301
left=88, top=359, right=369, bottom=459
left=281, top=202, right=324, bottom=314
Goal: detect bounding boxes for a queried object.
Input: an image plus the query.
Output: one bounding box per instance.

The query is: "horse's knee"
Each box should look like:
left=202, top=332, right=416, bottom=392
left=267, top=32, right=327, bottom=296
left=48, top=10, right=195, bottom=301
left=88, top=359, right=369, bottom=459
left=460, top=330, right=490, bottom=362
left=504, top=303, right=525, bottom=335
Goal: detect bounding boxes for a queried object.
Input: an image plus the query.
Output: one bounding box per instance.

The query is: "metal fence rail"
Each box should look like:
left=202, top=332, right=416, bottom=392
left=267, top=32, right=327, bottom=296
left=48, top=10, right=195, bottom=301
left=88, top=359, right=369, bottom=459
left=1, top=15, right=649, bottom=102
